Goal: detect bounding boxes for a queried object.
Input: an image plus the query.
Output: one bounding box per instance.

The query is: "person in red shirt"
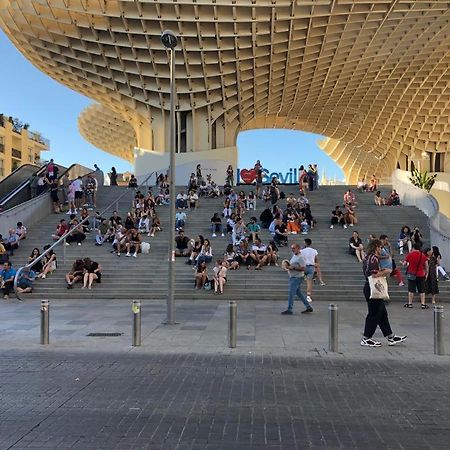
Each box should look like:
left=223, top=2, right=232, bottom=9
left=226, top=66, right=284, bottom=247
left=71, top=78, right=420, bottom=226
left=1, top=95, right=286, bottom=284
left=403, top=243, right=429, bottom=308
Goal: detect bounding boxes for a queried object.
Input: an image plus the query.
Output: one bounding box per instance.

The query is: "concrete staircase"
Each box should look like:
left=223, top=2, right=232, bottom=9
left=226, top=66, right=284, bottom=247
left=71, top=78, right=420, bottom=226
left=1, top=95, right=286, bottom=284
left=10, top=184, right=449, bottom=303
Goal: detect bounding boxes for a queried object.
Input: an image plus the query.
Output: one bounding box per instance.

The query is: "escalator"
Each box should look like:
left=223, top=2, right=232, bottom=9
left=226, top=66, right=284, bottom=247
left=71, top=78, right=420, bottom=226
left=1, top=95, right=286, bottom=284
left=0, top=163, right=66, bottom=212
left=0, top=163, right=100, bottom=212
left=0, top=163, right=40, bottom=200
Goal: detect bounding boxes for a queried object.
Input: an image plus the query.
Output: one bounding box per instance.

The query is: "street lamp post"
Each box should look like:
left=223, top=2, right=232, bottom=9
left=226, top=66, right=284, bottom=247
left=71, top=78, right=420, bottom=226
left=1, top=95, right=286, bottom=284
left=161, top=30, right=178, bottom=325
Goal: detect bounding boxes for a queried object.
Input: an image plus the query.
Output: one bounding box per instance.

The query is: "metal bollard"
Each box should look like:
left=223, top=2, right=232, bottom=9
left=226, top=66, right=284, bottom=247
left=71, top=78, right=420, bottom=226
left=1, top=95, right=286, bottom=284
left=328, top=304, right=338, bottom=353
left=132, top=301, right=142, bottom=347
left=40, top=300, right=49, bottom=345
left=229, top=301, right=237, bottom=348
left=434, top=305, right=445, bottom=356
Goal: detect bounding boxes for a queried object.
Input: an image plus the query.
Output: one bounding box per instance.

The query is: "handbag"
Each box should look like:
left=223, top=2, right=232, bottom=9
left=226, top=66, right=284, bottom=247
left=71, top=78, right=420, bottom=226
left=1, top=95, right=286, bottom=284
left=368, top=275, right=390, bottom=300
left=406, top=253, right=423, bottom=281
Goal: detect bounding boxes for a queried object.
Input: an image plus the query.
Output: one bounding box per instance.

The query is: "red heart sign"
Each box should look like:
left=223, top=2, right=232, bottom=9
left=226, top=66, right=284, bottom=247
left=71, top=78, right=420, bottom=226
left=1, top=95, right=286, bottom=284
left=240, top=168, right=257, bottom=184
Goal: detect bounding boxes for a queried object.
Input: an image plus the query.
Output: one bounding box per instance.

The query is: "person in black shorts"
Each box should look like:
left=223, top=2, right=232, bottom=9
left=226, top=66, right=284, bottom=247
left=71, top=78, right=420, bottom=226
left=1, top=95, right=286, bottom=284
left=402, top=243, right=428, bottom=308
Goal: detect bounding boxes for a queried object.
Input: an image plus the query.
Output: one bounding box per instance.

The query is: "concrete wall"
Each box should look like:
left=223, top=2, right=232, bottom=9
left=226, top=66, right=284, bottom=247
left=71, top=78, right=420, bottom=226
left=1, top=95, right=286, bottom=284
left=0, top=192, right=52, bottom=238
left=392, top=169, right=450, bottom=269
left=134, top=146, right=238, bottom=185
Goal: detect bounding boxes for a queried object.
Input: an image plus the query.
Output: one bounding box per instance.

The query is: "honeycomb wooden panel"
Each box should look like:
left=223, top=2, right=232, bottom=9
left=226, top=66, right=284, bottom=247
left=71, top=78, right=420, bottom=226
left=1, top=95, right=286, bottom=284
left=1, top=0, right=449, bottom=181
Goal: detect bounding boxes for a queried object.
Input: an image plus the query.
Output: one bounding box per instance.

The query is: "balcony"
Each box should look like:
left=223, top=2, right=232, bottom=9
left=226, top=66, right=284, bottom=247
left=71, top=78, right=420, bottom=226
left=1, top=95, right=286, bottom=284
left=29, top=130, right=50, bottom=149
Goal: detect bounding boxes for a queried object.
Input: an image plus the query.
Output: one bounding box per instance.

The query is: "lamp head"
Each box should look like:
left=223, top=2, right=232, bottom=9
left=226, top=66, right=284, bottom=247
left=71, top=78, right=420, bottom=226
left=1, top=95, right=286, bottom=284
left=161, top=30, right=178, bottom=49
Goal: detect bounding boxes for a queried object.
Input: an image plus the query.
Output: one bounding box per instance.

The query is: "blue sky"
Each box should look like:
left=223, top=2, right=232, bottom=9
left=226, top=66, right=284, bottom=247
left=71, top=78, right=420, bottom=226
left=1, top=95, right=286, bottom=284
left=1, top=30, right=344, bottom=181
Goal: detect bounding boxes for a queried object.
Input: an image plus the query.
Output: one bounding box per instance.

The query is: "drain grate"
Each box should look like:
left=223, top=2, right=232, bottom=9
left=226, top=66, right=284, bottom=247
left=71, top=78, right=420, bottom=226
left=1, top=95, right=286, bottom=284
left=87, top=332, right=123, bottom=337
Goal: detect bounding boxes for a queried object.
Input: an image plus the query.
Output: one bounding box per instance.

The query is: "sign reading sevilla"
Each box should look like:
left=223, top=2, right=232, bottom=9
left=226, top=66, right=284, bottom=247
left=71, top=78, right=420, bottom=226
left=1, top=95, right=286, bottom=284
left=237, top=167, right=299, bottom=184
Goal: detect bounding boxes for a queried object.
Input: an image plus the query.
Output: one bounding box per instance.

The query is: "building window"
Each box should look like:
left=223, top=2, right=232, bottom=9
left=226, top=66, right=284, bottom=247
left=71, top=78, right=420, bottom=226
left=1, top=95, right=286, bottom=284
left=176, top=111, right=187, bottom=153
left=12, top=148, right=21, bottom=159
left=211, top=120, right=217, bottom=150
left=435, top=153, right=445, bottom=172
left=28, top=146, right=34, bottom=163
left=0, top=158, right=4, bottom=176
left=12, top=159, right=20, bottom=171
left=0, top=136, right=4, bottom=153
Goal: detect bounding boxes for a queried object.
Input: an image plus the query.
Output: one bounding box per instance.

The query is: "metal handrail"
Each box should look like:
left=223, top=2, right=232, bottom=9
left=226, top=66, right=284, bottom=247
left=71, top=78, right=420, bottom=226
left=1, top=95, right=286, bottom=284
left=13, top=171, right=155, bottom=300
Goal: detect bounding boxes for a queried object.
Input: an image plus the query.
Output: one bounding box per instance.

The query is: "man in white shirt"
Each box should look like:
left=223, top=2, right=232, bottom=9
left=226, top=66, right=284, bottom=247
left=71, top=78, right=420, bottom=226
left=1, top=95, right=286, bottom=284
left=301, top=238, right=325, bottom=303
left=251, top=238, right=268, bottom=269
left=175, top=209, right=187, bottom=231
left=71, top=176, right=84, bottom=208
left=176, top=191, right=188, bottom=209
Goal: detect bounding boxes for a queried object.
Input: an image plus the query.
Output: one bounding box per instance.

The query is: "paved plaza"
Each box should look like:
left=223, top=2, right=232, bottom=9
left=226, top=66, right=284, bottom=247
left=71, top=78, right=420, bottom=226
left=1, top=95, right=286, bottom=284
left=1, top=299, right=450, bottom=449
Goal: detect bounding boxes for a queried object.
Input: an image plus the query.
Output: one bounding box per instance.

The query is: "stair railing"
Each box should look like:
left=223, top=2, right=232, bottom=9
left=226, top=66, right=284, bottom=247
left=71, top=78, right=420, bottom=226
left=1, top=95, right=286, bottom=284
left=13, top=171, right=155, bottom=301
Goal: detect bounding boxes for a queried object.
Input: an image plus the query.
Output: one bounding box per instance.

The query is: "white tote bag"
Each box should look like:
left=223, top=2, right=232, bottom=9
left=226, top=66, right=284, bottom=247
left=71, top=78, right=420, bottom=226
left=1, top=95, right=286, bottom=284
left=368, top=275, right=390, bottom=300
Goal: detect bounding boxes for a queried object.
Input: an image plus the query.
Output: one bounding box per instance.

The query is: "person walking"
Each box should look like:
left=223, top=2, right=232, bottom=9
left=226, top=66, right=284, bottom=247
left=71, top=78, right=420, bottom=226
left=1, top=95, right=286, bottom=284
left=281, top=243, right=313, bottom=315
left=424, top=248, right=439, bottom=304
left=402, top=243, right=429, bottom=309
left=301, top=238, right=325, bottom=303
left=361, top=239, right=407, bottom=347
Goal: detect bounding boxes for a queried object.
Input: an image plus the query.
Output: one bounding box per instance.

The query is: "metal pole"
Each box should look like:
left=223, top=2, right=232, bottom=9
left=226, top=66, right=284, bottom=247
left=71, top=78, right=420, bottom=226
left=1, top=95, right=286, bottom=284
left=229, top=301, right=237, bottom=348
left=328, top=304, right=338, bottom=353
left=132, top=300, right=141, bottom=347
left=434, top=305, right=445, bottom=355
left=63, top=237, right=66, bottom=263
left=166, top=47, right=176, bottom=325
left=40, top=300, right=49, bottom=345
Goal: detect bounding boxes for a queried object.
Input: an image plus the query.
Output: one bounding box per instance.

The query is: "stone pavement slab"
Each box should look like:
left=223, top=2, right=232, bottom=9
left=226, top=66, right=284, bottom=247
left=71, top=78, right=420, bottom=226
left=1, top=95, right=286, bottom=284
left=0, top=350, right=449, bottom=449
left=0, top=298, right=449, bottom=361
left=1, top=299, right=450, bottom=448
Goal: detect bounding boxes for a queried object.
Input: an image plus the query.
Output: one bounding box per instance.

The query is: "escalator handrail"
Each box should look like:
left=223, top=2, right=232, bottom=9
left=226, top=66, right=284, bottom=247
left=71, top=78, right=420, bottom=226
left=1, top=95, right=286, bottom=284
left=0, top=163, right=97, bottom=209
left=0, top=163, right=40, bottom=186
left=13, top=171, right=156, bottom=301
left=0, top=164, right=49, bottom=207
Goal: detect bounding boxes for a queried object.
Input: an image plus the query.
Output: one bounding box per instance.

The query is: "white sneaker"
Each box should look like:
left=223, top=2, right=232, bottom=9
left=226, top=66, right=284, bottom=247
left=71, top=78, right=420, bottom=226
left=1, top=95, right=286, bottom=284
left=133, top=253, right=137, bottom=258
left=126, top=253, right=130, bottom=257
left=65, top=242, right=70, bottom=246
left=349, top=223, right=354, bottom=227
left=320, top=281, right=326, bottom=286
left=212, top=233, right=216, bottom=237
left=343, top=224, right=348, bottom=229
left=361, top=338, right=381, bottom=347
left=330, top=225, right=334, bottom=229
left=387, top=335, right=407, bottom=346
left=221, top=233, right=225, bottom=237
left=307, top=295, right=313, bottom=303
left=77, top=242, right=82, bottom=246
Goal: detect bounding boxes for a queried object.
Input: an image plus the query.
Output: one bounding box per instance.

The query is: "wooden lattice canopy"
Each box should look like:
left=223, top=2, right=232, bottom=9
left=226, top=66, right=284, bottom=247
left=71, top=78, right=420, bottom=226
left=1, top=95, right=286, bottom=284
left=1, top=1, right=449, bottom=181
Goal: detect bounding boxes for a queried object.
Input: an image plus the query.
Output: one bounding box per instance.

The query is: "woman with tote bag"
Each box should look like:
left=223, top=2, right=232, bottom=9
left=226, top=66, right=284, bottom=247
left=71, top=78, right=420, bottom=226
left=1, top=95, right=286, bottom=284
left=361, top=239, right=407, bottom=348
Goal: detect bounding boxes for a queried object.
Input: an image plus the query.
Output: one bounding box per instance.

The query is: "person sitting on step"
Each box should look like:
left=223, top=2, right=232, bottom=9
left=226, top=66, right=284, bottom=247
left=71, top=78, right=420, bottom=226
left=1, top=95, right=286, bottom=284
left=223, top=243, right=239, bottom=270
left=251, top=238, right=268, bottom=270
left=186, top=235, right=204, bottom=265
left=195, top=261, right=209, bottom=289
left=210, top=213, right=223, bottom=237
left=82, top=258, right=102, bottom=289
left=16, top=266, right=36, bottom=294
left=374, top=190, right=385, bottom=206
left=66, top=259, right=85, bottom=289
left=38, top=247, right=57, bottom=279
left=349, top=231, right=365, bottom=263
left=330, top=205, right=345, bottom=229
left=213, top=259, right=227, bottom=294
left=247, top=216, right=261, bottom=242
left=175, top=230, right=192, bottom=257
left=386, top=189, right=400, bottom=206
left=125, top=228, right=141, bottom=257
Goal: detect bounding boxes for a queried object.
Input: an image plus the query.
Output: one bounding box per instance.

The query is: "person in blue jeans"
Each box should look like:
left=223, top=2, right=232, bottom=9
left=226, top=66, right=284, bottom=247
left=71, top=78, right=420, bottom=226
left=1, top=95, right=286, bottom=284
left=281, top=243, right=313, bottom=315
